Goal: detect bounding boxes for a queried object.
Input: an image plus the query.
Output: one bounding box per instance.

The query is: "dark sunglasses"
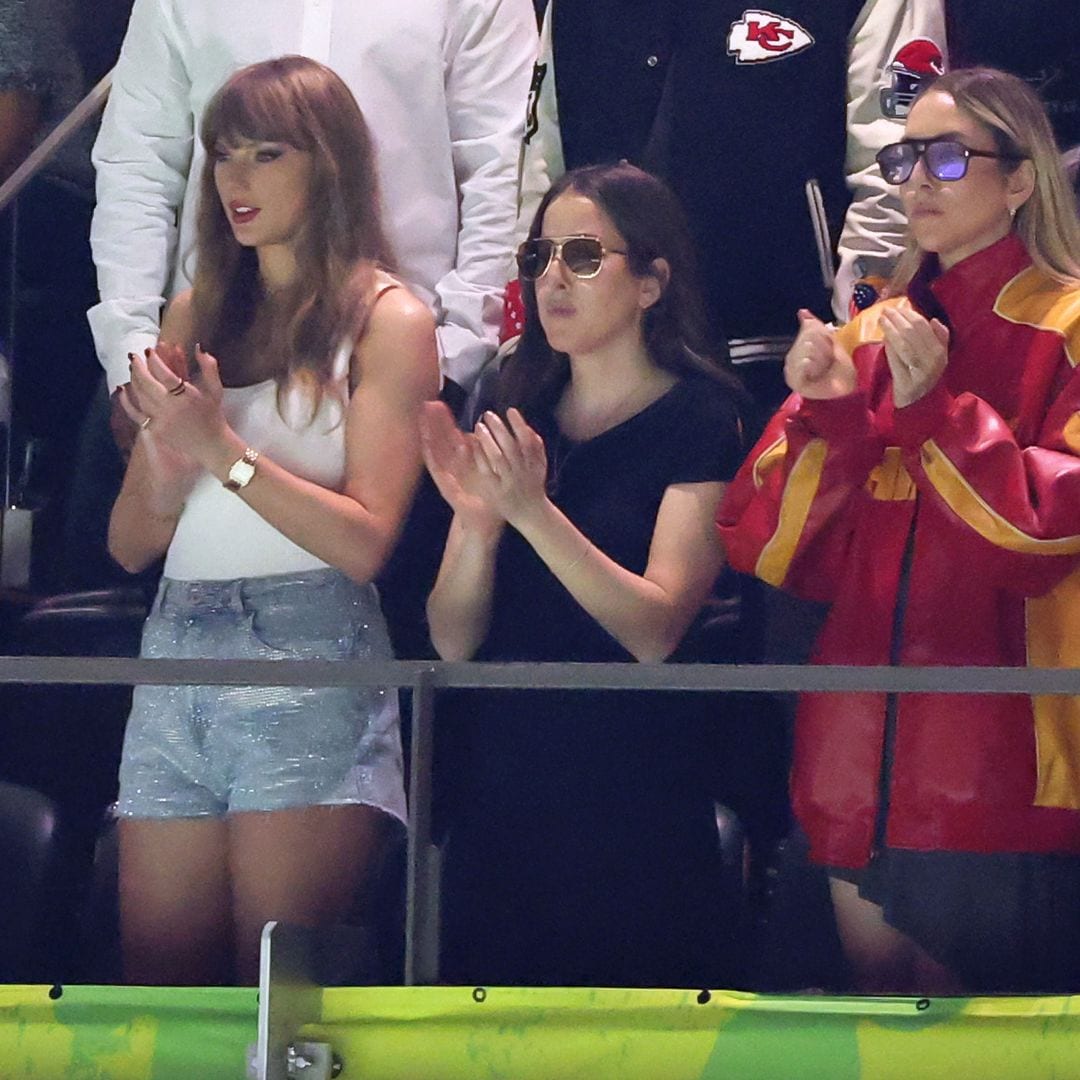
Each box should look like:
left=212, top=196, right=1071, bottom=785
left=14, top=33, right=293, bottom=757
left=516, top=235, right=628, bottom=281
left=875, top=138, right=1025, bottom=184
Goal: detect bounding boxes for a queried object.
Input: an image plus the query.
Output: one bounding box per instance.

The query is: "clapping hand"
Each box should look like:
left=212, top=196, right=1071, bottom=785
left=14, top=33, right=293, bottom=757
left=420, top=401, right=504, bottom=537
left=421, top=403, right=550, bottom=533
left=784, top=309, right=857, bottom=400
left=110, top=340, right=192, bottom=459
left=117, top=342, right=201, bottom=508
left=472, top=408, right=549, bottom=529
left=880, top=306, right=950, bottom=409
left=125, top=343, right=230, bottom=467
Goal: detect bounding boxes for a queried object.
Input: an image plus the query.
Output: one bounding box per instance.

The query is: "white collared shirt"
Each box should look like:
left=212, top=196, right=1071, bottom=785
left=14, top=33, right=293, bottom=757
left=89, top=0, right=538, bottom=391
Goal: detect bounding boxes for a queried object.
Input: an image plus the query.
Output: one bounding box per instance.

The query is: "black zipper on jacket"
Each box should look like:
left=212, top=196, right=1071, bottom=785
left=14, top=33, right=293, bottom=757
left=872, top=503, right=919, bottom=857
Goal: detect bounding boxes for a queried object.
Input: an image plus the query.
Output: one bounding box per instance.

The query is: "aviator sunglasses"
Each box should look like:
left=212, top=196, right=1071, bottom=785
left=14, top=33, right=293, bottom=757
left=516, top=235, right=628, bottom=281
left=876, top=138, right=1025, bottom=185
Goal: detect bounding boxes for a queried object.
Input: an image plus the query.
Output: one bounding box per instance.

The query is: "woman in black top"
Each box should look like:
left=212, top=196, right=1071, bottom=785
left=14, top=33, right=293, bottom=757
left=421, top=162, right=748, bottom=987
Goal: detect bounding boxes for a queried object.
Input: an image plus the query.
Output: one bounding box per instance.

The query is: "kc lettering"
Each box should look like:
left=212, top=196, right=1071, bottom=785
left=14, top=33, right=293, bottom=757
left=727, top=10, right=814, bottom=64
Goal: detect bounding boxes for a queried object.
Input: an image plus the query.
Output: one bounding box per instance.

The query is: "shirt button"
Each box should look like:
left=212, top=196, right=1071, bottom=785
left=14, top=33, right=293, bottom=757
left=645, top=54, right=659, bottom=68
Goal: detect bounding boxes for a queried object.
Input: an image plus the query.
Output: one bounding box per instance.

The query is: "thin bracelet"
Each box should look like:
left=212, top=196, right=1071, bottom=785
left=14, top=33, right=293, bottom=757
left=563, top=536, right=592, bottom=575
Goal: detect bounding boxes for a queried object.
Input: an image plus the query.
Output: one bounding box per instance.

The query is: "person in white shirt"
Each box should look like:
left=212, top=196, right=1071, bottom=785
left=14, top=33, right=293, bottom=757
left=90, top=0, right=537, bottom=416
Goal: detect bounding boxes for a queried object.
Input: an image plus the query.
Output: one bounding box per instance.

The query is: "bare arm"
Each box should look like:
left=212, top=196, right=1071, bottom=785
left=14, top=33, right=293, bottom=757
left=431, top=407, right=727, bottom=663
left=421, top=402, right=506, bottom=660
left=427, top=514, right=504, bottom=661
left=107, top=295, right=198, bottom=572
left=510, top=480, right=728, bottom=663
left=125, top=288, right=440, bottom=584
left=107, top=430, right=194, bottom=572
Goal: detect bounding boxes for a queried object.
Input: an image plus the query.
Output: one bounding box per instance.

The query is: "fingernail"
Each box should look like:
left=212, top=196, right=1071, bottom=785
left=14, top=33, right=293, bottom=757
left=195, top=342, right=202, bottom=353
left=144, top=347, right=151, bottom=358
left=127, top=351, right=136, bottom=362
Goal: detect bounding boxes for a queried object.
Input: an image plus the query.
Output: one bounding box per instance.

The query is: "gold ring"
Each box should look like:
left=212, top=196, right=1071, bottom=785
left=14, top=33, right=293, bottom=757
left=167, top=378, right=188, bottom=396
left=139, top=416, right=152, bottom=430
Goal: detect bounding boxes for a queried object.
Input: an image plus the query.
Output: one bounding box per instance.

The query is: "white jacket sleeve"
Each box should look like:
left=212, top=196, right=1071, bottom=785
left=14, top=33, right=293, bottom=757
left=88, top=0, right=194, bottom=391
left=834, top=0, right=947, bottom=321
left=515, top=3, right=562, bottom=244
left=437, top=0, right=537, bottom=393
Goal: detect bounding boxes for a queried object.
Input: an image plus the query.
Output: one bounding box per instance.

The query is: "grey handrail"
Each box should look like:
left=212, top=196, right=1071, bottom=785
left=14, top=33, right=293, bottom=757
left=2, top=655, right=1080, bottom=695
left=0, top=71, right=112, bottom=213
left=4, top=652, right=1079, bottom=984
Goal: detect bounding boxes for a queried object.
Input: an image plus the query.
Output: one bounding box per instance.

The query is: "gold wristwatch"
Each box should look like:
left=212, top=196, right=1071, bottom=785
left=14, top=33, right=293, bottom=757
left=223, top=447, right=259, bottom=491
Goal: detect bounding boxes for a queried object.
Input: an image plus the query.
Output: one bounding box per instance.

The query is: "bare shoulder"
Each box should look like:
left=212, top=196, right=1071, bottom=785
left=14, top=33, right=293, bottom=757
left=354, top=282, right=439, bottom=394
left=159, top=288, right=196, bottom=347
left=366, top=283, right=436, bottom=345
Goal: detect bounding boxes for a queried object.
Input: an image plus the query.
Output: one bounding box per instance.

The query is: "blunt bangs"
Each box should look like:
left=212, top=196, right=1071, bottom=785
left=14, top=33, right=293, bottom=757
left=201, top=66, right=316, bottom=155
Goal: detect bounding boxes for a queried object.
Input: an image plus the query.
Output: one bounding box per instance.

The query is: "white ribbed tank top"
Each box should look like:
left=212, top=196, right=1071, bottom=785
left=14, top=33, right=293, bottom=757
left=164, top=282, right=397, bottom=580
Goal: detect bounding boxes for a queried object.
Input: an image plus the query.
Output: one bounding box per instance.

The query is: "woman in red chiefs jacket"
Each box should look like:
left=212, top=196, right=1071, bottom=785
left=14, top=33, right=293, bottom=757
left=718, top=68, right=1080, bottom=995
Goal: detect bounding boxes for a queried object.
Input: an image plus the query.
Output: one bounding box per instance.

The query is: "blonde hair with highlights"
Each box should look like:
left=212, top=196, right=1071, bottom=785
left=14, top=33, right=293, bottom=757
left=891, top=67, right=1080, bottom=292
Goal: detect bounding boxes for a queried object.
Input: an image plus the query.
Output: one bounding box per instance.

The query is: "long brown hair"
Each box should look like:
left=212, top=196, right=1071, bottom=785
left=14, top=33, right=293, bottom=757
left=891, top=67, right=1080, bottom=292
left=193, top=55, right=395, bottom=400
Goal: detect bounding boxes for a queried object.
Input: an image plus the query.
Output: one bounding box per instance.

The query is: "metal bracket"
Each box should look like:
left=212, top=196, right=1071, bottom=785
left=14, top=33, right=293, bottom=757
left=287, top=1041, right=342, bottom=1079
left=251, top=922, right=363, bottom=1079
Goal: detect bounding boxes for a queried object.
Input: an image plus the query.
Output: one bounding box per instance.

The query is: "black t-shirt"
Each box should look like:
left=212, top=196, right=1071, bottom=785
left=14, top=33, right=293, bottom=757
left=477, top=374, right=744, bottom=663
left=437, top=374, right=747, bottom=987
left=434, top=373, right=747, bottom=885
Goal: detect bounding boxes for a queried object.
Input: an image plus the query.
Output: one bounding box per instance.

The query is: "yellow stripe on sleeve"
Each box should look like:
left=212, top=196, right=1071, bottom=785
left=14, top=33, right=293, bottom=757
left=755, top=439, right=829, bottom=587
left=1027, top=569, right=1080, bottom=808
left=1063, top=413, right=1080, bottom=455
left=752, top=435, right=788, bottom=490
left=921, top=439, right=1080, bottom=555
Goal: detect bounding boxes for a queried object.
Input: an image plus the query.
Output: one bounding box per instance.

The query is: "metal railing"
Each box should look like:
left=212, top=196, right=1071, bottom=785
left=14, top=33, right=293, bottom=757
left=0, top=72, right=111, bottom=214
left=2, top=653, right=1078, bottom=984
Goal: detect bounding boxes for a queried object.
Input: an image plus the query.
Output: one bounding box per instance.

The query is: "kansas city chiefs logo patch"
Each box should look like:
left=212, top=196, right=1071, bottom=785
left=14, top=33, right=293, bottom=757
left=727, top=10, right=814, bottom=64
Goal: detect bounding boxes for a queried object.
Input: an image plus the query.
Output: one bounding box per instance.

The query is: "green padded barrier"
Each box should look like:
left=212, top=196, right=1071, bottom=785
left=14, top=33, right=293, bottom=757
left=3, top=984, right=1080, bottom=1079
left=0, top=985, right=256, bottom=1079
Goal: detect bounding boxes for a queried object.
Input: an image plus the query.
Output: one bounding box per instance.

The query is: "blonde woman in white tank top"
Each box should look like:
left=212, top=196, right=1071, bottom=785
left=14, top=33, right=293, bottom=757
left=107, top=57, right=439, bottom=986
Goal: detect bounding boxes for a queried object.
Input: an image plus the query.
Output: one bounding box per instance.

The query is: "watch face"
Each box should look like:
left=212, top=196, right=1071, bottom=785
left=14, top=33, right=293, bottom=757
left=226, top=458, right=257, bottom=490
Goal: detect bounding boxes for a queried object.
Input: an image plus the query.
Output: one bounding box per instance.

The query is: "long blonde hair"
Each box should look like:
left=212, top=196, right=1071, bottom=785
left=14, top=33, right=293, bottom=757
left=891, top=67, right=1080, bottom=293
left=193, top=56, right=395, bottom=401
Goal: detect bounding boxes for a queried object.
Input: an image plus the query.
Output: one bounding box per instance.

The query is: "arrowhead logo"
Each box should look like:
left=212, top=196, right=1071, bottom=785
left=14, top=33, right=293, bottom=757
left=727, top=10, right=815, bottom=64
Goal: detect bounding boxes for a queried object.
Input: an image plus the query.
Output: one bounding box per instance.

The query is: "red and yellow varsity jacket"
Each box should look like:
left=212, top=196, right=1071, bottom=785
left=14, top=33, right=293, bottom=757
left=718, top=233, right=1080, bottom=868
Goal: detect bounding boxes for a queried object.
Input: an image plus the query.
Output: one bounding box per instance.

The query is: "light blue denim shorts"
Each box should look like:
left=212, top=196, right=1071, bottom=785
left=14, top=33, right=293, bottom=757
left=117, top=568, right=406, bottom=822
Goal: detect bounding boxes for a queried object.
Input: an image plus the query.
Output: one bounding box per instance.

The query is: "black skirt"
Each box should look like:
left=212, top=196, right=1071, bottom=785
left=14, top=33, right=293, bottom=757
left=830, top=844, right=1080, bottom=994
